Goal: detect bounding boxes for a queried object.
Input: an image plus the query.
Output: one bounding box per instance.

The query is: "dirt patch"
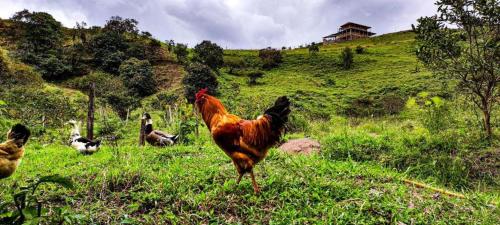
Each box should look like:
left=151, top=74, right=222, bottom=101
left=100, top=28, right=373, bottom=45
left=279, top=138, right=321, bottom=155
left=152, top=61, right=185, bottom=91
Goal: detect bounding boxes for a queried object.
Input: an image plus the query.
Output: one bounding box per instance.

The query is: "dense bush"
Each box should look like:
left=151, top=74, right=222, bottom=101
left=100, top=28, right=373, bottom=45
left=308, top=42, right=319, bottom=55
left=182, top=62, right=218, bottom=104
left=193, top=40, right=224, bottom=71
left=355, top=45, right=365, bottom=54
left=119, top=58, right=157, bottom=97
left=174, top=43, right=189, bottom=64
left=105, top=92, right=141, bottom=120
left=89, top=32, right=127, bottom=73
left=246, top=70, right=264, bottom=85
left=38, top=54, right=70, bottom=80
left=258, top=48, right=283, bottom=69
left=340, top=47, right=353, bottom=69
left=102, top=51, right=126, bottom=74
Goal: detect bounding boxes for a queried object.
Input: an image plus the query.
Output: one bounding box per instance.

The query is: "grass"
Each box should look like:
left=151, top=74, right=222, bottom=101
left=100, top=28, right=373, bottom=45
left=1, top=30, right=499, bottom=224
left=220, top=31, right=443, bottom=120
left=1, top=135, right=498, bottom=224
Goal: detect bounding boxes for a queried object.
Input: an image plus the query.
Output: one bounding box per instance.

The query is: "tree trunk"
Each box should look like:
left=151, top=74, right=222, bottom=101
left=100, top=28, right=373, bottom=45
left=139, top=118, right=146, bottom=146
left=87, top=82, right=95, bottom=140
left=193, top=105, right=199, bottom=137
left=483, top=110, right=492, bottom=140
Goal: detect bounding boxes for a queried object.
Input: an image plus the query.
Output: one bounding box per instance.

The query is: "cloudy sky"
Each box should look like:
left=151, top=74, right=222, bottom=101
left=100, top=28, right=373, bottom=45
left=0, top=0, right=437, bottom=49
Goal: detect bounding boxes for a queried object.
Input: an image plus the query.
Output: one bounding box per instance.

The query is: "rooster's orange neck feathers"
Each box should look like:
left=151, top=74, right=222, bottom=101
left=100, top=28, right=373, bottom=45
left=197, top=95, right=228, bottom=129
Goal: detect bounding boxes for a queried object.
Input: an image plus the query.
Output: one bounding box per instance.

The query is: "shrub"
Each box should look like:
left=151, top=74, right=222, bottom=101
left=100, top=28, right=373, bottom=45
left=193, top=40, right=224, bottom=71
left=119, top=58, right=157, bottom=97
left=246, top=70, right=264, bottom=85
left=182, top=62, right=218, bottom=104
left=355, top=45, right=365, bottom=54
left=174, top=43, right=188, bottom=64
left=102, top=51, right=125, bottom=74
left=38, top=54, right=70, bottom=80
left=308, top=42, right=319, bottom=55
left=258, top=48, right=282, bottom=69
left=340, top=47, right=353, bottom=69
left=105, top=92, right=141, bottom=120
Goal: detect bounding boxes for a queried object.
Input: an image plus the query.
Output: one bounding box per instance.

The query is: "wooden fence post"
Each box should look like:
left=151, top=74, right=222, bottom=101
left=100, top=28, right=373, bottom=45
left=87, top=82, right=95, bottom=140
left=139, top=118, right=146, bottom=146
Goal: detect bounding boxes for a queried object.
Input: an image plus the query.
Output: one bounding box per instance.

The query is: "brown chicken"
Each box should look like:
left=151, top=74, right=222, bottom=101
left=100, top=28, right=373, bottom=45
left=0, top=124, right=31, bottom=179
left=195, top=89, right=290, bottom=193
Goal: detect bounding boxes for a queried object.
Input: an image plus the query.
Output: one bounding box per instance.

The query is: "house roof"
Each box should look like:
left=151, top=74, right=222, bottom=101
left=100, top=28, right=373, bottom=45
left=340, top=22, right=371, bottom=29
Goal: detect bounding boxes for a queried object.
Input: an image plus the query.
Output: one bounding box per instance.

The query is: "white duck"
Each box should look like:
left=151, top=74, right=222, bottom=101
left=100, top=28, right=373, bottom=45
left=67, top=120, right=101, bottom=154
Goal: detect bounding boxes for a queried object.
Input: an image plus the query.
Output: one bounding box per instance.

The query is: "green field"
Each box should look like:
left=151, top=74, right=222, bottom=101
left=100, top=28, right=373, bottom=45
left=1, top=24, right=499, bottom=224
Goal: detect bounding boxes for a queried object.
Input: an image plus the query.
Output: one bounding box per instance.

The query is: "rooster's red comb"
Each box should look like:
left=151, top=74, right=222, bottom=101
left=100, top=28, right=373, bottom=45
left=195, top=88, right=208, bottom=100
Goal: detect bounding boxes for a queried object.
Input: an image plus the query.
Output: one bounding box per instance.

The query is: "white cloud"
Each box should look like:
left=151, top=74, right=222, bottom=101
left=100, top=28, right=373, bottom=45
left=0, top=0, right=437, bottom=48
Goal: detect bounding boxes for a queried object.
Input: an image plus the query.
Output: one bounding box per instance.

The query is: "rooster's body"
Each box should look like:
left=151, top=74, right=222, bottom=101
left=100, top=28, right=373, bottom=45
left=196, top=89, right=290, bottom=193
left=0, top=124, right=30, bottom=179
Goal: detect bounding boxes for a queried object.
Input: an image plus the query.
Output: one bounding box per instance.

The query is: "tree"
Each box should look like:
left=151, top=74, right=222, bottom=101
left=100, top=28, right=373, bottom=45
left=11, top=10, right=64, bottom=57
left=174, top=43, right=189, bottom=63
left=103, top=16, right=139, bottom=35
left=119, top=58, right=157, bottom=97
left=413, top=0, right=499, bottom=139
left=193, top=40, right=224, bottom=72
left=182, top=62, right=218, bottom=104
left=258, top=48, right=283, bottom=69
left=89, top=31, right=127, bottom=73
left=340, top=47, right=353, bottom=69
left=308, top=42, right=319, bottom=55
left=106, top=92, right=141, bottom=120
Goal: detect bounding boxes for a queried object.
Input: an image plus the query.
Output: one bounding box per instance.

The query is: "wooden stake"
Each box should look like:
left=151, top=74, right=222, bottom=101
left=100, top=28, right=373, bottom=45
left=87, top=82, right=95, bottom=140
left=139, top=118, right=146, bottom=146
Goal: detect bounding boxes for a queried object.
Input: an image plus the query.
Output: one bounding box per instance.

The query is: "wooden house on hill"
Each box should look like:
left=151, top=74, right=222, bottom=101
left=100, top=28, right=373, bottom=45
left=323, top=22, right=375, bottom=45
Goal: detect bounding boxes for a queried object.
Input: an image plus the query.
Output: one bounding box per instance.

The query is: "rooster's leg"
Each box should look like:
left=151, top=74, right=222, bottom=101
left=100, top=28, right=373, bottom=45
left=236, top=173, right=243, bottom=184
left=250, top=170, right=260, bottom=194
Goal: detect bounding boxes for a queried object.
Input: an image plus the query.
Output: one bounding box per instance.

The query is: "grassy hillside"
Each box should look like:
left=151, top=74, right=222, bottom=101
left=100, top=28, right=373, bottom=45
left=218, top=31, right=443, bottom=120
left=1, top=20, right=499, bottom=224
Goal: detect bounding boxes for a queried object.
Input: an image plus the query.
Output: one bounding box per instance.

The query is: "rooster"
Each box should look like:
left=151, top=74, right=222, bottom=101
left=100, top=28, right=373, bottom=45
left=0, top=124, right=31, bottom=179
left=195, top=89, right=290, bottom=193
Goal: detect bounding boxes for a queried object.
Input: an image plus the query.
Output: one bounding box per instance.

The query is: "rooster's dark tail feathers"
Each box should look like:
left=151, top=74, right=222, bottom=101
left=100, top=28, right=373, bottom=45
left=264, top=96, right=291, bottom=130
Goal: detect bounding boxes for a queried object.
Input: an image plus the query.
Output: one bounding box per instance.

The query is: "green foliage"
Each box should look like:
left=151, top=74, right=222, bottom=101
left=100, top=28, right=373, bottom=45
left=38, top=54, right=70, bottom=80
left=406, top=93, right=455, bottom=133
left=119, top=58, right=157, bottom=97
left=11, top=10, right=64, bottom=57
left=258, top=48, right=283, bottom=69
left=0, top=174, right=74, bottom=225
left=223, top=56, right=246, bottom=74
left=308, top=42, right=319, bottom=55
left=193, top=40, right=224, bottom=71
left=89, top=32, right=127, bottom=74
left=182, top=62, right=219, bottom=104
left=340, top=47, right=353, bottom=69
left=105, top=93, right=141, bottom=120
left=246, top=70, right=264, bottom=85
left=103, top=16, right=139, bottom=35
left=173, top=43, right=189, bottom=64
left=413, top=0, right=500, bottom=139
left=355, top=45, right=365, bottom=54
